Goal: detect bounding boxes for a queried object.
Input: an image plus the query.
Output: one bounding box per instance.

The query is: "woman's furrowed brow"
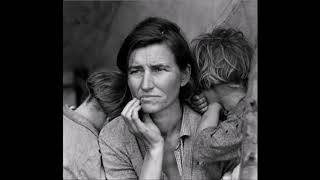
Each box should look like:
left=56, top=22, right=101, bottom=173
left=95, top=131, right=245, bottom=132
left=128, top=65, right=143, bottom=70
left=150, top=64, right=171, bottom=68
left=129, top=64, right=170, bottom=69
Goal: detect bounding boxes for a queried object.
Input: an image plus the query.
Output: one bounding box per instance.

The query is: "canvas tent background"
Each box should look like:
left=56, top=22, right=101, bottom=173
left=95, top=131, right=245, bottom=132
left=63, top=0, right=257, bottom=179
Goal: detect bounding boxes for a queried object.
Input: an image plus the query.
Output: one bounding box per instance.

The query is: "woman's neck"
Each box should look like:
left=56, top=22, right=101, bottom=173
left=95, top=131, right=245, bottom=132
left=150, top=99, right=182, bottom=137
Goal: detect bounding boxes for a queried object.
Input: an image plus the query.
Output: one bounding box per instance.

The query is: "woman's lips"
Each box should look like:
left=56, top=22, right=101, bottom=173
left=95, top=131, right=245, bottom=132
left=140, top=95, right=160, bottom=102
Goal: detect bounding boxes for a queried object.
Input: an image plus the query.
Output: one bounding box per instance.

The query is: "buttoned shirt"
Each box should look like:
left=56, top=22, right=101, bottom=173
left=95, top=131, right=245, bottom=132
left=99, top=104, right=206, bottom=180
left=63, top=105, right=106, bottom=180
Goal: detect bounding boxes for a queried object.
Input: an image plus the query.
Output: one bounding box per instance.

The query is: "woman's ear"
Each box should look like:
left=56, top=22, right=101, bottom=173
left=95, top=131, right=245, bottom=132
left=181, top=64, right=191, bottom=87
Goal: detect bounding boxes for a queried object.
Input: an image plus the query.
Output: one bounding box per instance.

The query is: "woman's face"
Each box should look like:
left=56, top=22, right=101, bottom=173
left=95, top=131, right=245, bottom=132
left=127, top=43, right=187, bottom=114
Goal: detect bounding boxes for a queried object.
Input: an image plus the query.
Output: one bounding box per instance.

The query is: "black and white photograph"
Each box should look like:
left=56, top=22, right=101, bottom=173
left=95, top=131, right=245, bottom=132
left=63, top=0, right=257, bottom=179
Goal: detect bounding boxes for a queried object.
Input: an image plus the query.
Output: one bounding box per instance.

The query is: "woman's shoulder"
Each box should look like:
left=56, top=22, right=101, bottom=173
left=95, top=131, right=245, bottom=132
left=183, top=103, right=202, bottom=121
left=99, top=116, right=134, bottom=146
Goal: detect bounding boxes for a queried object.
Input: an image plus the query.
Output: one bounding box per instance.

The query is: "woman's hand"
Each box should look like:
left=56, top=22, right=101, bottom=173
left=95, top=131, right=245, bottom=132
left=122, top=98, right=164, bottom=180
left=121, top=98, right=164, bottom=149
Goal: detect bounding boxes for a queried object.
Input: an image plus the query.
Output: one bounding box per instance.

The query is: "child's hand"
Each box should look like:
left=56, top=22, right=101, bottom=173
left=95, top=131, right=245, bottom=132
left=190, top=93, right=208, bottom=114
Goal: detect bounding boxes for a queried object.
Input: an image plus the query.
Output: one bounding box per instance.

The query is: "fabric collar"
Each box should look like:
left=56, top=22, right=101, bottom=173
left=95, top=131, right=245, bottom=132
left=179, top=104, right=195, bottom=138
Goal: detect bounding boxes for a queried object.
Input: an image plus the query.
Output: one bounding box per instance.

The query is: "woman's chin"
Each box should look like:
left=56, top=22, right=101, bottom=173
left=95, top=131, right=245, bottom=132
left=141, top=104, right=161, bottom=114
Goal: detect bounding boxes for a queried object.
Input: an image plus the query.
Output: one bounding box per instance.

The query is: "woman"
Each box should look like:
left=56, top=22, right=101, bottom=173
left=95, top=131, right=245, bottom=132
left=98, top=17, right=204, bottom=180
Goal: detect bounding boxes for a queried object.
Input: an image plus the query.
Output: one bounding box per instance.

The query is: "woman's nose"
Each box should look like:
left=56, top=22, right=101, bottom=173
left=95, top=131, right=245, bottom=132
left=141, top=72, right=154, bottom=91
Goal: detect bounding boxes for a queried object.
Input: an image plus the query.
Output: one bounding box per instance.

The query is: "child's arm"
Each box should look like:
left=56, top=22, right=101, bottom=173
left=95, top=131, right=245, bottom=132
left=197, top=102, right=222, bottom=132
left=196, top=88, right=222, bottom=132
left=194, top=113, right=242, bottom=162
left=193, top=89, right=243, bottom=163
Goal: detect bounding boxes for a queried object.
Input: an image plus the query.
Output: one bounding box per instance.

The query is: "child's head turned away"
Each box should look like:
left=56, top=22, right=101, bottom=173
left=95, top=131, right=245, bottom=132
left=192, top=27, right=254, bottom=90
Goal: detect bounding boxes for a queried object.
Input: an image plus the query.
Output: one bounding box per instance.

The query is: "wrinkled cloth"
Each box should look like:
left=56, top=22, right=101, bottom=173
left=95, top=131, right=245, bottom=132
left=63, top=105, right=106, bottom=180
left=99, top=104, right=217, bottom=180
left=193, top=99, right=249, bottom=180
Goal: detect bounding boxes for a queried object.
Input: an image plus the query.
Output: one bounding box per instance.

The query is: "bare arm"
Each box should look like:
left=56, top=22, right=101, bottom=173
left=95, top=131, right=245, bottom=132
left=197, top=102, right=222, bottom=132
left=191, top=89, right=222, bottom=132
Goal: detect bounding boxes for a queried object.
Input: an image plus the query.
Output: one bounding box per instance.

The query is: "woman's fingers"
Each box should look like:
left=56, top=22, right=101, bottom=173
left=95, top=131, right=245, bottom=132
left=131, top=104, right=160, bottom=146
left=123, top=114, right=138, bottom=133
left=122, top=99, right=163, bottom=147
left=121, top=98, right=138, bottom=116
left=124, top=100, right=140, bottom=120
left=122, top=98, right=140, bottom=133
left=131, top=105, right=146, bottom=131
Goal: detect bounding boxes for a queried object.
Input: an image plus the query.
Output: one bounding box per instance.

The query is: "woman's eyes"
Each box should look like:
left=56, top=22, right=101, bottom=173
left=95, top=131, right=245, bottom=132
left=129, top=67, right=167, bottom=74
left=129, top=69, right=140, bottom=74
left=153, top=67, right=167, bottom=72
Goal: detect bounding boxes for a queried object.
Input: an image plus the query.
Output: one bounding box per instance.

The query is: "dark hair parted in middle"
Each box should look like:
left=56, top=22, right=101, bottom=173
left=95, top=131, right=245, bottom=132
left=117, top=17, right=199, bottom=101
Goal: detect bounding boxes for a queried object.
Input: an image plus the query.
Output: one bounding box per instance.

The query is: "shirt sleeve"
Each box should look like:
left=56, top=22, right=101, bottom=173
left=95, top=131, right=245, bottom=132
left=193, top=111, right=243, bottom=163
left=99, top=135, right=138, bottom=180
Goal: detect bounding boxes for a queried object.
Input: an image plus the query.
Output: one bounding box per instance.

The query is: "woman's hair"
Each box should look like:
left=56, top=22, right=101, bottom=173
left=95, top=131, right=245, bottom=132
left=86, top=71, right=130, bottom=121
left=192, top=27, right=253, bottom=90
left=116, top=17, right=200, bottom=101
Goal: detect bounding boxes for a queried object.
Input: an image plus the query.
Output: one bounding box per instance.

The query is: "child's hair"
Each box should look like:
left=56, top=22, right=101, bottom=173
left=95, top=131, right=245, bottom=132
left=86, top=71, right=130, bottom=121
left=191, top=27, right=253, bottom=89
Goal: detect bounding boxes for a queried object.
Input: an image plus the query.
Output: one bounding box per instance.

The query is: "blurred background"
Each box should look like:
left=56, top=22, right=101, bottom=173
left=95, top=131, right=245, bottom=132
left=63, top=0, right=257, bottom=107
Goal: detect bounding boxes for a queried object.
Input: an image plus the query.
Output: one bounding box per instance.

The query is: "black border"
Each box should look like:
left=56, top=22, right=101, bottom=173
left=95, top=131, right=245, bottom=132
left=3, top=1, right=62, bottom=178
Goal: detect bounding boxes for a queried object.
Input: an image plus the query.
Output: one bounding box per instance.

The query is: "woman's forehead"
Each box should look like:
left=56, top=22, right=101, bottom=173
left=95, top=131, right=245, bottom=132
left=128, top=44, right=176, bottom=66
